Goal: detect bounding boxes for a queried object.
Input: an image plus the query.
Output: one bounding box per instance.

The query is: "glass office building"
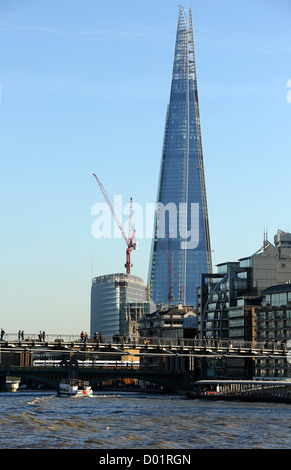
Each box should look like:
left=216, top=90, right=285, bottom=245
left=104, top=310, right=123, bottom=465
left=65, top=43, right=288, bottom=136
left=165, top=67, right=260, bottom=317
left=90, top=273, right=147, bottom=337
left=148, top=6, right=212, bottom=307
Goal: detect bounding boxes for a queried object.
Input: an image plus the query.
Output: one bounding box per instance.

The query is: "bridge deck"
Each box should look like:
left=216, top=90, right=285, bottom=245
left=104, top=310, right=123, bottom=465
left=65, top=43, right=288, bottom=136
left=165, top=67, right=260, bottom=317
left=0, top=336, right=288, bottom=358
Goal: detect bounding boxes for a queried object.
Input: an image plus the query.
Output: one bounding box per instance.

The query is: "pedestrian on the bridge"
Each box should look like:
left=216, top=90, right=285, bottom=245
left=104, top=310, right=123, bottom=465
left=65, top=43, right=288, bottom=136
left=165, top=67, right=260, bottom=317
left=18, top=330, right=21, bottom=341
left=43, top=331, right=46, bottom=342
left=21, top=330, right=24, bottom=341
left=38, top=331, right=43, bottom=341
left=99, top=331, right=104, bottom=343
left=80, top=331, right=85, bottom=342
left=127, top=333, right=131, bottom=343
left=1, top=329, right=5, bottom=340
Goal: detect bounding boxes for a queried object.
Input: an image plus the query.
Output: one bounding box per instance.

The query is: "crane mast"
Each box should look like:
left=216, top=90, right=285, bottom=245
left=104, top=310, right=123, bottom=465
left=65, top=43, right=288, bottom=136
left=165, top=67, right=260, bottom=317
left=93, top=173, right=137, bottom=275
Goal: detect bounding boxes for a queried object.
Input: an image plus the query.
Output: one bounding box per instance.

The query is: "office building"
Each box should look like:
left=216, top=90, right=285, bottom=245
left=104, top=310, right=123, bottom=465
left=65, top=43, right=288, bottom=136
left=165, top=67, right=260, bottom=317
left=198, top=262, right=255, bottom=342
left=255, top=283, right=291, bottom=379
left=90, top=273, right=148, bottom=337
left=199, top=230, right=291, bottom=342
left=148, top=6, right=212, bottom=307
left=239, top=230, right=291, bottom=295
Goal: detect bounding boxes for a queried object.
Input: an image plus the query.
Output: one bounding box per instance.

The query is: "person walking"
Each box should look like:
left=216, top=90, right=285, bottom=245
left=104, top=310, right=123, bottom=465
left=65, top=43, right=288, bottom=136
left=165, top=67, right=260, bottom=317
left=98, top=331, right=104, bottom=343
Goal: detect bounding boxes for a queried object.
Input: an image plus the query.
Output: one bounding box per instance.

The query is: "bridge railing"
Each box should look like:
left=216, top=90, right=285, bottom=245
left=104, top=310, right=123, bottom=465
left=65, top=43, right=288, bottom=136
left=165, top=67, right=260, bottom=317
left=131, top=337, right=288, bottom=352
left=1, top=333, right=288, bottom=353
left=1, top=333, right=80, bottom=342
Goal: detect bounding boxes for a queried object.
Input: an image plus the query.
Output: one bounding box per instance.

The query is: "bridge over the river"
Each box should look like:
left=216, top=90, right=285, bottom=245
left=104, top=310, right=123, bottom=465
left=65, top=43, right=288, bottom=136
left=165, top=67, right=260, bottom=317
left=0, top=335, right=289, bottom=393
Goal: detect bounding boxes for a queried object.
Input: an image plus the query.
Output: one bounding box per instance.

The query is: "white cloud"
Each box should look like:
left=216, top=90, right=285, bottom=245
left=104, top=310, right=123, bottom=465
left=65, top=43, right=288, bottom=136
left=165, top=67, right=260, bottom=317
left=0, top=23, right=63, bottom=35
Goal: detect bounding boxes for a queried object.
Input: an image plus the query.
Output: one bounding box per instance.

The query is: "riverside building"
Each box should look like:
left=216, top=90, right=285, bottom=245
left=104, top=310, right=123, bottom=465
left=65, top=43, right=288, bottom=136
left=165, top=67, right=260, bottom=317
left=199, top=230, right=291, bottom=343
left=90, top=273, right=148, bottom=337
left=139, top=304, right=198, bottom=373
left=148, top=6, right=212, bottom=308
left=254, top=283, right=291, bottom=379
left=139, top=304, right=198, bottom=341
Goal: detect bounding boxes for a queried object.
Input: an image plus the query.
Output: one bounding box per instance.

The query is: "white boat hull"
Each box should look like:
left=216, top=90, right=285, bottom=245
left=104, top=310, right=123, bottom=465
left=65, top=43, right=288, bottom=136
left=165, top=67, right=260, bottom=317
left=58, top=379, right=93, bottom=397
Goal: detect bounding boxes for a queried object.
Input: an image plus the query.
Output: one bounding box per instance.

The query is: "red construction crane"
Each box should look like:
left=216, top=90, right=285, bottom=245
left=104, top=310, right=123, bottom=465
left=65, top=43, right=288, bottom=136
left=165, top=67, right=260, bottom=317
left=93, top=173, right=137, bottom=275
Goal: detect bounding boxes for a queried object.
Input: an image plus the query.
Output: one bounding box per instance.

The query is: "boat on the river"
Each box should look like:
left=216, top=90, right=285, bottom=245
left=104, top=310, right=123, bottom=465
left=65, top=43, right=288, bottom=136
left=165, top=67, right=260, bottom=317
left=186, top=390, right=291, bottom=404
left=186, top=379, right=291, bottom=404
left=58, top=378, right=93, bottom=397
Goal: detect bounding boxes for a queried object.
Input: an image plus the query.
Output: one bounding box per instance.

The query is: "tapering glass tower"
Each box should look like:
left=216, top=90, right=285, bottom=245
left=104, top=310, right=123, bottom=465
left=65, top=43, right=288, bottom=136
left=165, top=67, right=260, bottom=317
left=148, top=6, right=212, bottom=307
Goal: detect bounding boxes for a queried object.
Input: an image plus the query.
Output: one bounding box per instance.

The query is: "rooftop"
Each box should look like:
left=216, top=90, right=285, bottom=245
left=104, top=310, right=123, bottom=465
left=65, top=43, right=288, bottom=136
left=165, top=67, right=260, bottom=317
left=92, top=273, right=145, bottom=286
left=262, top=283, right=291, bottom=295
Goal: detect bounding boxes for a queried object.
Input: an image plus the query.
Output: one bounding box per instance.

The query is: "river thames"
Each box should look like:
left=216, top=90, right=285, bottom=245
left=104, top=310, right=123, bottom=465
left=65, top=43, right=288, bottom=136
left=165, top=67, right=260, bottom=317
left=0, top=390, right=291, bottom=449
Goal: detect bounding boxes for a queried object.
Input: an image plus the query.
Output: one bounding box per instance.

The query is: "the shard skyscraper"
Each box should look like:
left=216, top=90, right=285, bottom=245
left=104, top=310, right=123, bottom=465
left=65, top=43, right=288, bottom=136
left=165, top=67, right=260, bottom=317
left=148, top=6, right=212, bottom=307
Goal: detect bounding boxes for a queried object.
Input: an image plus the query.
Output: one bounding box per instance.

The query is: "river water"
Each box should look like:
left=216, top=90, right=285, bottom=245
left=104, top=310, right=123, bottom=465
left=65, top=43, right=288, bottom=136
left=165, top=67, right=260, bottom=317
left=0, top=390, right=291, bottom=449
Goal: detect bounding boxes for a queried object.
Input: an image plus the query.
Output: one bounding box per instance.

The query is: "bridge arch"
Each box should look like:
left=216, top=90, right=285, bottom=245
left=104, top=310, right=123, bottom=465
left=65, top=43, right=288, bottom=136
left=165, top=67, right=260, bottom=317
left=87, top=370, right=184, bottom=394
left=3, top=366, right=187, bottom=394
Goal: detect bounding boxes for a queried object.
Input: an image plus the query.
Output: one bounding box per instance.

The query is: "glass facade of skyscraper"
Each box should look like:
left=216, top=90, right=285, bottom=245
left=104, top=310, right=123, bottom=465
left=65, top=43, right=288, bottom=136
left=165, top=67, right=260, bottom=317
left=90, top=273, right=147, bottom=336
left=148, top=6, right=212, bottom=307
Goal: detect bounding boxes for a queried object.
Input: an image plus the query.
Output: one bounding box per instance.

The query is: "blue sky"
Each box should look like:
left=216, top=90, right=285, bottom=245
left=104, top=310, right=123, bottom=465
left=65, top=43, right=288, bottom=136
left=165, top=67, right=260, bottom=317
left=0, top=0, right=290, bottom=334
